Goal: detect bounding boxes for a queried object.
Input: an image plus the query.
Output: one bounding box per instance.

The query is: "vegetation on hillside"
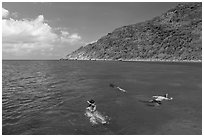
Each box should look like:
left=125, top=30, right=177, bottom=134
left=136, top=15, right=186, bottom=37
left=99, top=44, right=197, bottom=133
left=66, top=2, right=202, bottom=61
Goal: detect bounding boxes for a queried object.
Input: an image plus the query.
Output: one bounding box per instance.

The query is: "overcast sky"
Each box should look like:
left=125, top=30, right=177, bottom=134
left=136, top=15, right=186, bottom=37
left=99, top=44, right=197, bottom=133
left=2, top=2, right=180, bottom=60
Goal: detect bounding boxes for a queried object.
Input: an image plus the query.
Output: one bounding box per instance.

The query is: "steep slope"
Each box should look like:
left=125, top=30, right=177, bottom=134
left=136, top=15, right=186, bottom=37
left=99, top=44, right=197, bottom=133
left=65, top=2, right=202, bottom=61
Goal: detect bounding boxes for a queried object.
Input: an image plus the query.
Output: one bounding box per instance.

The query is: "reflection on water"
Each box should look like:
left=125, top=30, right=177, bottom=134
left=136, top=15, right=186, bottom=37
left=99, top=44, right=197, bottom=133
left=2, top=60, right=202, bottom=135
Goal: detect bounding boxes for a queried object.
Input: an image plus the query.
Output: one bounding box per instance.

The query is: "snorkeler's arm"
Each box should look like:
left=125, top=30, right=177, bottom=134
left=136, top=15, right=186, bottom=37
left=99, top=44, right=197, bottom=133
left=152, top=96, right=159, bottom=98
left=87, top=101, right=91, bottom=104
left=92, top=105, right=96, bottom=111
left=86, top=106, right=90, bottom=111
left=117, top=87, right=126, bottom=92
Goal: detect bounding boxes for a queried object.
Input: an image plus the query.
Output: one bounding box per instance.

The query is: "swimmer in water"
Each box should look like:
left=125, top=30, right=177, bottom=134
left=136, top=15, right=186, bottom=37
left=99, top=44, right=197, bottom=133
left=149, top=93, right=173, bottom=104
left=85, top=99, right=108, bottom=125
left=86, top=99, right=96, bottom=112
left=109, top=83, right=127, bottom=93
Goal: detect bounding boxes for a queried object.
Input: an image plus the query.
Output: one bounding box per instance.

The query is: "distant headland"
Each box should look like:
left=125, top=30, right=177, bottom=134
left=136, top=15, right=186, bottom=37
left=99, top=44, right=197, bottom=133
left=63, top=3, right=202, bottom=62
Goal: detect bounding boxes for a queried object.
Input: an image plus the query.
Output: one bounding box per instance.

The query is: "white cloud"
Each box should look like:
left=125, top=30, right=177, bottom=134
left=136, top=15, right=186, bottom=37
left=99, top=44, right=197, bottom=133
left=3, top=43, right=53, bottom=55
left=61, top=30, right=69, bottom=36
left=2, top=8, right=82, bottom=56
left=69, top=33, right=81, bottom=40
left=60, top=31, right=81, bottom=43
left=2, top=15, right=58, bottom=54
left=2, top=8, right=9, bottom=18
left=3, top=15, right=57, bottom=43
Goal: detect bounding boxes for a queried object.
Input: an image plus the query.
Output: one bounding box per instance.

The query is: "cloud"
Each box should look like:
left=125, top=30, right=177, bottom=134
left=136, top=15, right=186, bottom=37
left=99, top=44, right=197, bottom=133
left=60, top=32, right=81, bottom=43
left=2, top=8, right=82, bottom=56
left=3, top=43, right=53, bottom=55
left=61, top=30, right=70, bottom=36
left=69, top=33, right=81, bottom=40
left=3, top=15, right=57, bottom=43
left=2, top=15, right=58, bottom=54
left=2, top=8, right=9, bottom=18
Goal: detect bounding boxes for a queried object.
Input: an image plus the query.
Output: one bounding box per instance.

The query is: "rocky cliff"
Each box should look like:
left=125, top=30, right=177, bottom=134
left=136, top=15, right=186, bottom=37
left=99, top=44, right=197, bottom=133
left=65, top=2, right=202, bottom=62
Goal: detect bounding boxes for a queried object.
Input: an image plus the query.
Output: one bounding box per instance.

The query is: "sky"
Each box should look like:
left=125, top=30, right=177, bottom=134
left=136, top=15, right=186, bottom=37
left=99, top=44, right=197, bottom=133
left=2, top=2, right=180, bottom=60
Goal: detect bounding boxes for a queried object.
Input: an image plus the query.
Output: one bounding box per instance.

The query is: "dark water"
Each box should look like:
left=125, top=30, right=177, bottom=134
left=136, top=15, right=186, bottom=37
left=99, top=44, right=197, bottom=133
left=2, top=60, right=202, bottom=135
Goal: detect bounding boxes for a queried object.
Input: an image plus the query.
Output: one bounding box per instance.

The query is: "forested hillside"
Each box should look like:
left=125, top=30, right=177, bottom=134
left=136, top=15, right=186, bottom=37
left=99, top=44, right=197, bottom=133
left=65, top=3, right=202, bottom=62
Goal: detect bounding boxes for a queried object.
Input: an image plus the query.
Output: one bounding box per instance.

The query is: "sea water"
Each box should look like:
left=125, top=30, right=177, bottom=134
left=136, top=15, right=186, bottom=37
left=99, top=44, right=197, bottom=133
left=2, top=60, right=202, bottom=135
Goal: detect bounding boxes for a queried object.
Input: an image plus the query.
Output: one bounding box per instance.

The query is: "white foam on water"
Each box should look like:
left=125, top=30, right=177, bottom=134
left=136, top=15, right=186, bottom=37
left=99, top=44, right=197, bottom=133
left=85, top=110, right=110, bottom=125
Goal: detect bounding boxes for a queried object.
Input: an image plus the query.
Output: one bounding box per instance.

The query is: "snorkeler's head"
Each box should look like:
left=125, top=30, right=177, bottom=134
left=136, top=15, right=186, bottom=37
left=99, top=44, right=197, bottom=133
left=164, top=94, right=168, bottom=98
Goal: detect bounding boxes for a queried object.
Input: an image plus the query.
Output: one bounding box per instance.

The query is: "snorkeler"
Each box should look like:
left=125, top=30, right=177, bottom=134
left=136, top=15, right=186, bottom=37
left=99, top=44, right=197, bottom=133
left=85, top=99, right=108, bottom=125
left=149, top=93, right=173, bottom=104
left=86, top=99, right=97, bottom=112
left=109, top=83, right=127, bottom=93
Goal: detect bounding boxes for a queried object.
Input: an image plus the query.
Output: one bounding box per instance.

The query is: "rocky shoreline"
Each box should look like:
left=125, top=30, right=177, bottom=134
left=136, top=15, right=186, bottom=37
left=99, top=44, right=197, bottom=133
left=61, top=58, right=201, bottom=63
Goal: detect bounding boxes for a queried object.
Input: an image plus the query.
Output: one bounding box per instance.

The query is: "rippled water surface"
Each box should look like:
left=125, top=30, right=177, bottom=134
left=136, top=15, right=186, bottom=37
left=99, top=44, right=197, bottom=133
left=2, top=60, right=202, bottom=135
